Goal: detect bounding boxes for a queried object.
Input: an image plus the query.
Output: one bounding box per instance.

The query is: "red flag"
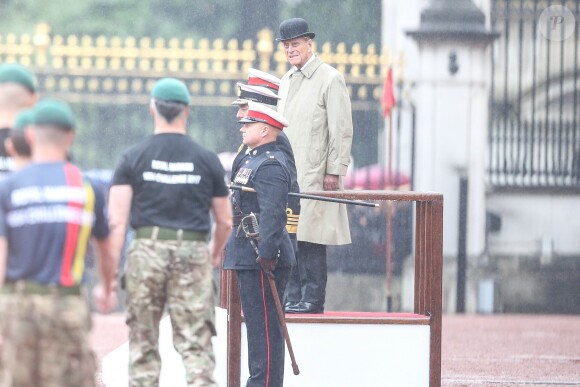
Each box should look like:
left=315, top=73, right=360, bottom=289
left=382, top=67, right=396, bottom=118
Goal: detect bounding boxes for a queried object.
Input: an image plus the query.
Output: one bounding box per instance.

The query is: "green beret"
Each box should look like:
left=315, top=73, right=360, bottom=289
left=33, top=99, right=75, bottom=129
left=0, top=63, right=37, bottom=92
left=151, top=78, right=190, bottom=104
left=13, top=108, right=35, bottom=131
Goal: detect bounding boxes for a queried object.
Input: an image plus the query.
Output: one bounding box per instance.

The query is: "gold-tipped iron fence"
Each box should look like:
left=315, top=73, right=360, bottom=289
left=0, top=24, right=401, bottom=110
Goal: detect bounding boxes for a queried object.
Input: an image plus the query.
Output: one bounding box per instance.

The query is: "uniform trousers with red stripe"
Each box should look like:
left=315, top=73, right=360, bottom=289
left=237, top=267, right=290, bottom=387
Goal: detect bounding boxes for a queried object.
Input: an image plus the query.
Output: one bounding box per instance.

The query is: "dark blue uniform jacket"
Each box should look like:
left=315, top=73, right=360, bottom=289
left=232, top=131, right=300, bottom=218
left=224, top=141, right=296, bottom=270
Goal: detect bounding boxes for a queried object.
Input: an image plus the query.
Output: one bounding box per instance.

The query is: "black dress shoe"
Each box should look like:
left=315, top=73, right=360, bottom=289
left=284, top=301, right=298, bottom=312
left=285, top=301, right=324, bottom=314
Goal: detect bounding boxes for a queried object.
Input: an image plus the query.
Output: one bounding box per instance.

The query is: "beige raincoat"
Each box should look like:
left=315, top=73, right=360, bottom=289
left=278, top=56, right=353, bottom=245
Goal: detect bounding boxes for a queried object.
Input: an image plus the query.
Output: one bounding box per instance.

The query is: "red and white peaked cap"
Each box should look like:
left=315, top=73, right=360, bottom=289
left=247, top=68, right=281, bottom=91
left=231, top=83, right=280, bottom=107
left=238, top=101, right=289, bottom=130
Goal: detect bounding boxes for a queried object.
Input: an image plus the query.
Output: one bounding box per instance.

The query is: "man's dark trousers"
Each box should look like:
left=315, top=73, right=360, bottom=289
left=237, top=267, right=290, bottom=387
left=286, top=241, right=327, bottom=307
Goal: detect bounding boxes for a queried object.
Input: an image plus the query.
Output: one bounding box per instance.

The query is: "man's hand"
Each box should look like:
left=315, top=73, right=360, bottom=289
left=208, top=239, right=222, bottom=268
left=256, top=256, right=277, bottom=278
left=323, top=174, right=339, bottom=191
left=93, top=283, right=117, bottom=314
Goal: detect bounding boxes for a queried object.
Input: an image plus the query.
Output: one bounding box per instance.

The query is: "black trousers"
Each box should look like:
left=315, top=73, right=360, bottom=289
left=285, top=241, right=327, bottom=306
left=237, top=267, right=290, bottom=387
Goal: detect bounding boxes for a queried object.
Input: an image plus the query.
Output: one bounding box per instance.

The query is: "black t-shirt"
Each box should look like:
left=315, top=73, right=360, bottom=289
left=112, top=133, right=229, bottom=232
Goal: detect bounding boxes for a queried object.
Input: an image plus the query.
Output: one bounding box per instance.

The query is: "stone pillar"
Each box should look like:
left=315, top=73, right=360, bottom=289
left=407, top=0, right=498, bottom=312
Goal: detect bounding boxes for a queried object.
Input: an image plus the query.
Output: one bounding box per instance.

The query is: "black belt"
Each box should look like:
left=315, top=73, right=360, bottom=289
left=135, top=226, right=208, bottom=241
left=2, top=280, right=81, bottom=296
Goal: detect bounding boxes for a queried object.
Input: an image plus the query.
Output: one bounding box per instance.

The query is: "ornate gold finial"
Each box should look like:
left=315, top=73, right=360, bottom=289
left=33, top=23, right=51, bottom=67
left=256, top=28, right=274, bottom=72
left=336, top=42, right=347, bottom=75
left=227, top=39, right=239, bottom=73
left=33, top=23, right=51, bottom=47
left=365, top=44, right=378, bottom=77
left=241, top=39, right=255, bottom=70
left=381, top=46, right=392, bottom=69
left=395, top=49, right=405, bottom=84
left=350, top=43, right=362, bottom=77
left=257, top=28, right=273, bottom=52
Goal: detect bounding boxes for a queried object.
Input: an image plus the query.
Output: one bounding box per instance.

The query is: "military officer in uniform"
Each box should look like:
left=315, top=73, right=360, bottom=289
left=108, top=78, right=232, bottom=387
left=224, top=102, right=295, bottom=387
left=230, top=70, right=300, bottom=246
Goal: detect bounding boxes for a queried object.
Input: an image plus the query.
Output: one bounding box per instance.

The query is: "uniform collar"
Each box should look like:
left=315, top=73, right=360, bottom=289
left=246, top=141, right=277, bottom=157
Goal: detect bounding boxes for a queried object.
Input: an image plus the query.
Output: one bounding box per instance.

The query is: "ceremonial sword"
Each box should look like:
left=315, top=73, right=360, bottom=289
left=228, top=184, right=379, bottom=208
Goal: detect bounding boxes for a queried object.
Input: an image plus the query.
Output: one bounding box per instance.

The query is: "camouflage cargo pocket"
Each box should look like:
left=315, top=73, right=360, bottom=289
left=176, top=241, right=209, bottom=265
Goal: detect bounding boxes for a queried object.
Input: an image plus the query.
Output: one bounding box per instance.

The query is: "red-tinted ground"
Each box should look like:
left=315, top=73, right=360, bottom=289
left=91, top=313, right=128, bottom=365
left=91, top=313, right=580, bottom=386
left=442, top=314, right=580, bottom=386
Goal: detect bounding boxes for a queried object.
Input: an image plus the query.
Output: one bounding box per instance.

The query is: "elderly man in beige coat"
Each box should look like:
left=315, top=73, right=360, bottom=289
left=277, top=18, right=353, bottom=314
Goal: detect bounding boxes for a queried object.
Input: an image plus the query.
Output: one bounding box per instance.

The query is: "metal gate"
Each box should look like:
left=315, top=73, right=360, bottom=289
left=488, top=0, right=579, bottom=190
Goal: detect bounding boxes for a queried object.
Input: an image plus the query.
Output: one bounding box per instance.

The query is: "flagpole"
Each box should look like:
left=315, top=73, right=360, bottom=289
left=386, top=112, right=394, bottom=312
left=382, top=66, right=396, bottom=313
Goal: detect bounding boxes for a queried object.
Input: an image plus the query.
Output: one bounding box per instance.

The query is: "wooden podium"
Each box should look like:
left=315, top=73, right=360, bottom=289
left=220, top=190, right=443, bottom=387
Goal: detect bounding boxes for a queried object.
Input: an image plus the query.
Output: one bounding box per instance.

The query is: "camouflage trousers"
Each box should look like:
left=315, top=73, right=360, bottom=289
left=125, top=238, right=217, bottom=387
left=0, top=291, right=95, bottom=387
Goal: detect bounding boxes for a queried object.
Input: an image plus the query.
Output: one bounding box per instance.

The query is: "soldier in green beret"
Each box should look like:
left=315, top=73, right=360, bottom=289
left=0, top=63, right=37, bottom=383
left=0, top=99, right=117, bottom=387
left=108, top=78, right=232, bottom=386
left=0, top=63, right=37, bottom=177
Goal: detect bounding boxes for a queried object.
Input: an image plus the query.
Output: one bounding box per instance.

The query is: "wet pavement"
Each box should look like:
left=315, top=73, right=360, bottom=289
left=441, top=314, right=580, bottom=386
left=91, top=313, right=580, bottom=386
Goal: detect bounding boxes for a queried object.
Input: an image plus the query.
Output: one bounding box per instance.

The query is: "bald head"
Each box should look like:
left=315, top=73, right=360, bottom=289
left=0, top=83, right=36, bottom=128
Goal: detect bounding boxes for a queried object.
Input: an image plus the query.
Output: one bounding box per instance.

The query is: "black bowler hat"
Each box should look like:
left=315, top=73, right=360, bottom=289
left=276, top=18, right=316, bottom=41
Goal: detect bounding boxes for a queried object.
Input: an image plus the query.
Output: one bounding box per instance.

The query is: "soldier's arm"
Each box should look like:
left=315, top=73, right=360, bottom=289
left=207, top=150, right=233, bottom=266
left=91, top=182, right=119, bottom=313
left=108, top=185, right=133, bottom=273
left=0, top=236, right=6, bottom=289
left=254, top=161, right=289, bottom=260
left=93, top=238, right=116, bottom=290
left=92, top=237, right=118, bottom=313
left=209, top=196, right=233, bottom=267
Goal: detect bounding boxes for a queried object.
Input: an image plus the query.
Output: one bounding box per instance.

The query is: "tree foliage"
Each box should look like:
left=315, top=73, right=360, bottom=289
left=0, top=0, right=380, bottom=45
left=0, top=0, right=242, bottom=39
left=281, top=0, right=381, bottom=47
